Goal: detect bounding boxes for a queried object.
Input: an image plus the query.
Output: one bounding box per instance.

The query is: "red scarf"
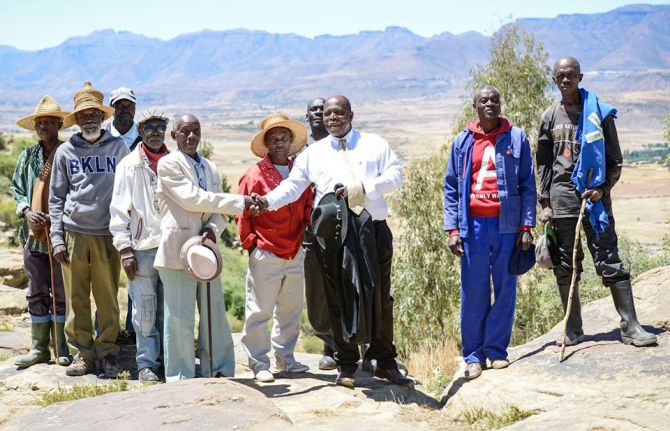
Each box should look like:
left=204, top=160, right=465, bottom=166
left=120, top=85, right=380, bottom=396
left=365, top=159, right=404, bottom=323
left=257, top=154, right=292, bottom=187
left=142, top=143, right=168, bottom=173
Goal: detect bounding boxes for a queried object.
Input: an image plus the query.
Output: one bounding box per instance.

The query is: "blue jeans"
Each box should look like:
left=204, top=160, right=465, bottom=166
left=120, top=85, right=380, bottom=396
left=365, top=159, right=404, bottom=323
left=460, top=216, right=517, bottom=364
left=128, top=248, right=163, bottom=370
left=158, top=268, right=235, bottom=382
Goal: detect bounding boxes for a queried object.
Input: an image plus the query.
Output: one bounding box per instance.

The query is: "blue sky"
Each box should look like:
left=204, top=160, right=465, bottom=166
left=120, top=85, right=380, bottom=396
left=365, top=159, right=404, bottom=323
left=1, top=0, right=668, bottom=50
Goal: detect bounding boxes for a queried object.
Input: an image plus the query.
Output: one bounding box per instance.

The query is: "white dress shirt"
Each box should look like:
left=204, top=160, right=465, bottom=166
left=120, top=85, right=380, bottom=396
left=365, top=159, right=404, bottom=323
left=265, top=129, right=403, bottom=220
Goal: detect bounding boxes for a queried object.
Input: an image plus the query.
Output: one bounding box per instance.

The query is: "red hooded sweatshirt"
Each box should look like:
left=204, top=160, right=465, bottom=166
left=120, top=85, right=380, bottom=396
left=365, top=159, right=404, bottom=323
left=467, top=117, right=512, bottom=218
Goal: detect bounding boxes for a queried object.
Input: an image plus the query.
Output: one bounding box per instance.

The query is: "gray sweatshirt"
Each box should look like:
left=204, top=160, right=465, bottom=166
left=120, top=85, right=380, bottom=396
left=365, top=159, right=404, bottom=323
left=49, top=130, right=130, bottom=248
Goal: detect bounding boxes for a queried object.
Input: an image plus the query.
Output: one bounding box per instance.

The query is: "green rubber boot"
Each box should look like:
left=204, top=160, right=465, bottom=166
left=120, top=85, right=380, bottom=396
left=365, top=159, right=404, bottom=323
left=52, top=319, right=72, bottom=366
left=14, top=321, right=51, bottom=368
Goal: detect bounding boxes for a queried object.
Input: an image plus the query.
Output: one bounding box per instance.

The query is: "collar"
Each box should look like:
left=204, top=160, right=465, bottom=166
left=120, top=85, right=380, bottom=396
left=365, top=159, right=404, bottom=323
left=329, top=128, right=355, bottom=149
left=110, top=121, right=137, bottom=137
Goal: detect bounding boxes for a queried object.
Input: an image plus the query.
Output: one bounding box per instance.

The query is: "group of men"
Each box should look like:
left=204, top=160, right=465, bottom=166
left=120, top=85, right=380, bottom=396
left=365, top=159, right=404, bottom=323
left=11, top=55, right=656, bottom=388
left=11, top=81, right=412, bottom=388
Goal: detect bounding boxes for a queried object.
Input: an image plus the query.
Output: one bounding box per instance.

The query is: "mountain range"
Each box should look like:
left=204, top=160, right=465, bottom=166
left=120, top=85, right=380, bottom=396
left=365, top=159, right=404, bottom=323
left=0, top=4, right=668, bottom=109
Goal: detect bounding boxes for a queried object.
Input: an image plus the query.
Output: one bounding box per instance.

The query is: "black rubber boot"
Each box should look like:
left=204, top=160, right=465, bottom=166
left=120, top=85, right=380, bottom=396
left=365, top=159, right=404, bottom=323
left=14, top=321, right=51, bottom=368
left=52, top=320, right=72, bottom=366
left=556, top=282, right=585, bottom=346
left=609, top=280, right=657, bottom=347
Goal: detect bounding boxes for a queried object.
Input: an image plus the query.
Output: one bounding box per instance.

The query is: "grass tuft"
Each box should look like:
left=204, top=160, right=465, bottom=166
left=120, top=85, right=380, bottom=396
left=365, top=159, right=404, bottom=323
left=403, top=338, right=460, bottom=395
left=38, top=380, right=130, bottom=407
left=460, top=404, right=538, bottom=430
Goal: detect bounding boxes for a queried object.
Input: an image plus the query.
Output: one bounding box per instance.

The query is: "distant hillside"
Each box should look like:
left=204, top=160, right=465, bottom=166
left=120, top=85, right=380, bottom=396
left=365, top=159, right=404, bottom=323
left=0, top=4, right=668, bottom=109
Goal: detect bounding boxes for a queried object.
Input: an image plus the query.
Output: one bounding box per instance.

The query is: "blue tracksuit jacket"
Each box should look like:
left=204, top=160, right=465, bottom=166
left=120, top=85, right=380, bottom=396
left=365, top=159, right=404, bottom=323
left=443, top=125, right=537, bottom=238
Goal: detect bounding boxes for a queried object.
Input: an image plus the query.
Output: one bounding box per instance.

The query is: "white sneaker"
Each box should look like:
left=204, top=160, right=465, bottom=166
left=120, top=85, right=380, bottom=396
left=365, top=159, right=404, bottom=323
left=275, top=357, right=309, bottom=373
left=255, top=369, right=275, bottom=383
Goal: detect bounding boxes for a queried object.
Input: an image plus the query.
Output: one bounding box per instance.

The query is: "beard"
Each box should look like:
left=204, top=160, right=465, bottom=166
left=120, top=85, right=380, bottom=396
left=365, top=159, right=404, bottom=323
left=81, top=125, right=102, bottom=142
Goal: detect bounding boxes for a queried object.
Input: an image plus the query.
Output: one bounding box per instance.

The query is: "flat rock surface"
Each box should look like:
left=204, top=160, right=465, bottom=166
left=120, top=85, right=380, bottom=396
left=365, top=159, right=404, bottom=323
left=0, top=249, right=26, bottom=288
left=441, top=266, right=670, bottom=431
left=3, top=378, right=290, bottom=431
left=0, top=332, right=440, bottom=430
left=0, top=284, right=27, bottom=316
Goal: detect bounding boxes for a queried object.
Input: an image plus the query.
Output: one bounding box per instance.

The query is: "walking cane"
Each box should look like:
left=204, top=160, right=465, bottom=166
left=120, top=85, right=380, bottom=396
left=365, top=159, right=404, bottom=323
left=206, top=280, right=213, bottom=378
left=45, top=232, right=61, bottom=362
left=559, top=169, right=593, bottom=362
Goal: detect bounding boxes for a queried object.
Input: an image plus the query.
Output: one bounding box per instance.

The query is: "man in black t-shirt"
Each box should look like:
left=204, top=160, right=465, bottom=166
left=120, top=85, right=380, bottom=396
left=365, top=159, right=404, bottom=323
left=536, top=56, right=656, bottom=348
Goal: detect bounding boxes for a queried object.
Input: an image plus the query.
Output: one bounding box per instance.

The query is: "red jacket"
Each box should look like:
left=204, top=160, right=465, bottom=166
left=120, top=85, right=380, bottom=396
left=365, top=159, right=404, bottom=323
left=237, top=155, right=313, bottom=259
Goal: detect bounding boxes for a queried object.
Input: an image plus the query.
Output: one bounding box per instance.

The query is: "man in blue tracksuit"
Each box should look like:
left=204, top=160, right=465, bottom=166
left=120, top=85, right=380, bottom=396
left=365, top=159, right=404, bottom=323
left=444, top=85, right=536, bottom=380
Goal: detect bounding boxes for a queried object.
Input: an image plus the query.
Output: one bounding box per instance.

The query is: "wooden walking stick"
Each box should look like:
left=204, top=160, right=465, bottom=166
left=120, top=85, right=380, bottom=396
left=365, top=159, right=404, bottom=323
left=206, top=280, right=213, bottom=377
left=45, top=233, right=61, bottom=361
left=559, top=169, right=593, bottom=362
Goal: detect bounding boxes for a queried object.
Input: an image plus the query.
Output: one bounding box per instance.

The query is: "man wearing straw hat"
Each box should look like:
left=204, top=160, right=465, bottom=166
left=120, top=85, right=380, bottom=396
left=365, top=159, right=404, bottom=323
left=237, top=114, right=312, bottom=383
left=537, top=57, right=656, bottom=348
left=155, top=113, right=262, bottom=382
left=49, top=82, right=130, bottom=377
left=12, top=96, right=73, bottom=368
left=110, top=110, right=170, bottom=383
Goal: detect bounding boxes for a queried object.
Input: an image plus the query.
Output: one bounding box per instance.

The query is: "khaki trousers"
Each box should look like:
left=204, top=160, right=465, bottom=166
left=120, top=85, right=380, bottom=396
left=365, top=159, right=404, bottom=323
left=61, top=231, right=120, bottom=362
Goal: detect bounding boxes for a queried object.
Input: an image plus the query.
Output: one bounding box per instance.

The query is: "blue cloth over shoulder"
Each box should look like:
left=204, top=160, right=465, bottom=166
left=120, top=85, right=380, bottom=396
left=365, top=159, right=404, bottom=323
left=571, top=88, right=616, bottom=237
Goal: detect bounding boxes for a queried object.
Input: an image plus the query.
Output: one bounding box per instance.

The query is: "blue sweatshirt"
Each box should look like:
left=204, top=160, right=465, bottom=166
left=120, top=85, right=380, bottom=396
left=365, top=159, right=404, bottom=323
left=49, top=130, right=130, bottom=248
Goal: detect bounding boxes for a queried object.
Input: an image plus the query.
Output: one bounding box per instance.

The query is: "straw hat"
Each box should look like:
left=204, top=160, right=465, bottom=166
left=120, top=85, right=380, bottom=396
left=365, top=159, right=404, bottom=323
left=180, top=236, right=223, bottom=282
left=63, top=81, right=115, bottom=125
left=16, top=96, right=74, bottom=131
left=250, top=113, right=307, bottom=158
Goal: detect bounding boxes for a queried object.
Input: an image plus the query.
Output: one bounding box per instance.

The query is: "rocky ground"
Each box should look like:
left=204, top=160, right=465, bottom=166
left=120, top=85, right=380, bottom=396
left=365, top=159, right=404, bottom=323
left=0, top=243, right=668, bottom=430
left=442, top=266, right=670, bottom=430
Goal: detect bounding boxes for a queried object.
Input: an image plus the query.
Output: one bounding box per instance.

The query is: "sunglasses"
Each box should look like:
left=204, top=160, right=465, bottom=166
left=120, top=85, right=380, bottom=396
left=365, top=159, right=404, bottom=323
left=142, top=123, right=167, bottom=133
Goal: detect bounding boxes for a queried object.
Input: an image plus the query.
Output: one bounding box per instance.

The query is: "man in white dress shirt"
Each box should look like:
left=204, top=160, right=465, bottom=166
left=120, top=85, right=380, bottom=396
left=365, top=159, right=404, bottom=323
left=256, top=95, right=413, bottom=388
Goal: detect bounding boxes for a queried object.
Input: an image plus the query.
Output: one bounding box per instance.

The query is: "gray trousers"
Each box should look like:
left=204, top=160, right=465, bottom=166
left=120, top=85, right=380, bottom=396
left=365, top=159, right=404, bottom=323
left=242, top=248, right=305, bottom=373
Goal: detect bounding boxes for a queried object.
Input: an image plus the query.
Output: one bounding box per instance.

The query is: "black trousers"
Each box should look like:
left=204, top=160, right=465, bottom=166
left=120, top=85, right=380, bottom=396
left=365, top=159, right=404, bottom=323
left=321, top=220, right=397, bottom=373
left=303, top=229, right=335, bottom=354
left=552, top=212, right=629, bottom=288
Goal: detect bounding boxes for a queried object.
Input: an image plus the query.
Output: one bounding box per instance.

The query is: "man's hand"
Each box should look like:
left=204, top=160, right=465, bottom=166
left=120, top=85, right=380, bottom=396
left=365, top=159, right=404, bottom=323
left=247, top=193, right=268, bottom=217
left=448, top=235, right=464, bottom=257
left=25, top=210, right=49, bottom=229
left=539, top=206, right=553, bottom=223
left=200, top=227, right=217, bottom=244
left=53, top=244, right=69, bottom=264
left=581, top=188, right=604, bottom=202
left=335, top=185, right=348, bottom=198
left=516, top=230, right=533, bottom=251
left=122, top=256, right=138, bottom=281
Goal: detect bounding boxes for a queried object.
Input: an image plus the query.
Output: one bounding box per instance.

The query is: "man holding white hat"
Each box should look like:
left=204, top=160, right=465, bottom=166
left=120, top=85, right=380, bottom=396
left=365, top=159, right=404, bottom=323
left=237, top=113, right=312, bottom=383
left=12, top=96, right=73, bottom=368
left=49, top=82, right=130, bottom=378
left=154, top=113, right=263, bottom=382
left=110, top=110, right=170, bottom=383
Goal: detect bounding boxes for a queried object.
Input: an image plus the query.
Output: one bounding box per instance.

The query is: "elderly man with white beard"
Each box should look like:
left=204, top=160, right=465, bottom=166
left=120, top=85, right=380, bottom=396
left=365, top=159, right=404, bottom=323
left=50, top=82, right=130, bottom=378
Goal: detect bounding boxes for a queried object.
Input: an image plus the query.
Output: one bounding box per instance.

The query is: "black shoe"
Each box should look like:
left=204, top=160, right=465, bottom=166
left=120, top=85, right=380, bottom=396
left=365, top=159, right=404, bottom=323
left=335, top=370, right=355, bottom=388
left=375, top=367, right=415, bottom=388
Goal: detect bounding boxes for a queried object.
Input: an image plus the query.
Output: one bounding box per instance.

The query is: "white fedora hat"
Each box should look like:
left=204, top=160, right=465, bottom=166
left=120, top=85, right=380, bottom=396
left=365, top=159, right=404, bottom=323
left=179, top=236, right=223, bottom=282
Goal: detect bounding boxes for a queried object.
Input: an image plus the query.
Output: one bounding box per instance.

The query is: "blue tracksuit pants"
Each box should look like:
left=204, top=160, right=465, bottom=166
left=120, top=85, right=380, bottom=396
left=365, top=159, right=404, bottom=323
left=460, top=216, right=517, bottom=364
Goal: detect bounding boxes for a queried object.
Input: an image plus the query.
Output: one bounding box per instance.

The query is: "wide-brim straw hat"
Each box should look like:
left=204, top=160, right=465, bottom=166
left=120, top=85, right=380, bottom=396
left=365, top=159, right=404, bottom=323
left=63, top=81, right=115, bottom=125
left=179, top=236, right=223, bottom=282
left=250, top=113, right=307, bottom=158
left=16, top=95, right=74, bottom=131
